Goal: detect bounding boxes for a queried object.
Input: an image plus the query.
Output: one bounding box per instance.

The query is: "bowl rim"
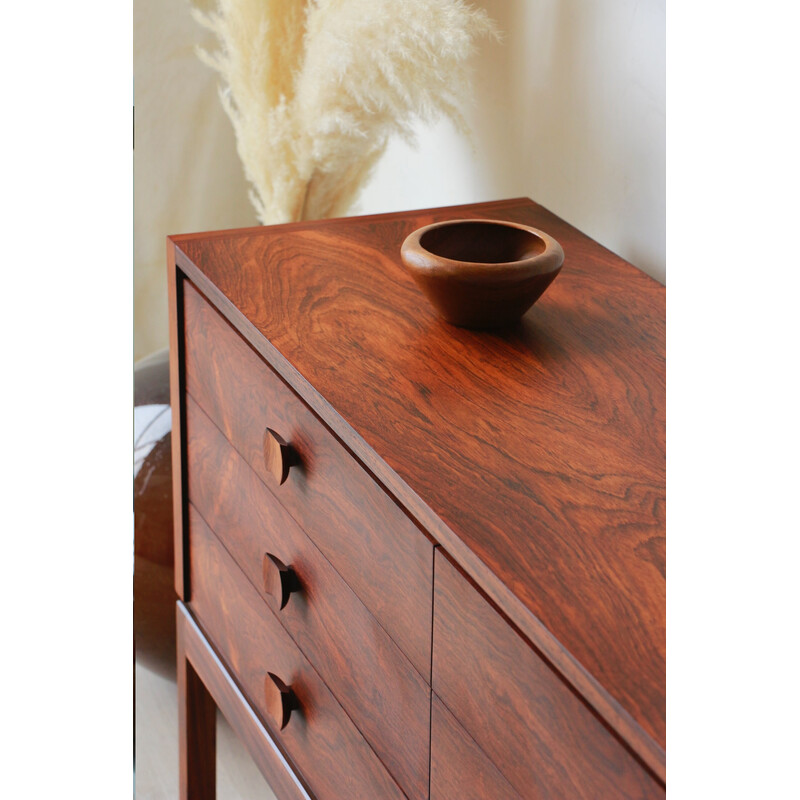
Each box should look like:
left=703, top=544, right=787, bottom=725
left=400, top=218, right=565, bottom=281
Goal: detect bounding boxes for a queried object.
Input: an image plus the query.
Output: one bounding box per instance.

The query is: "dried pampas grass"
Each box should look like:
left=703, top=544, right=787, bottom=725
left=193, top=0, right=498, bottom=224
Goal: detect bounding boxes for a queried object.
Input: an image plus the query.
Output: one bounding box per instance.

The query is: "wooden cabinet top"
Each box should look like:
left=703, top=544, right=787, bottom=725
left=170, top=197, right=665, bottom=767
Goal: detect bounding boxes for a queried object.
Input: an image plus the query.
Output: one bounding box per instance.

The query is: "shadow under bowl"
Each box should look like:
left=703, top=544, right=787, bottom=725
left=400, top=218, right=564, bottom=329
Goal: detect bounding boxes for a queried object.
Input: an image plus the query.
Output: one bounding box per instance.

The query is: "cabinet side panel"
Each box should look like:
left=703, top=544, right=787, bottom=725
left=166, top=239, right=188, bottom=599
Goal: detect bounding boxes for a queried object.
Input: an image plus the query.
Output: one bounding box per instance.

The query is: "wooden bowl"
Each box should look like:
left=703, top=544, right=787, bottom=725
left=400, top=219, right=564, bottom=329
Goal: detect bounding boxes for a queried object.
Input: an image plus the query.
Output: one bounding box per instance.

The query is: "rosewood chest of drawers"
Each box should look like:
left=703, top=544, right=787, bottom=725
left=168, top=197, right=666, bottom=799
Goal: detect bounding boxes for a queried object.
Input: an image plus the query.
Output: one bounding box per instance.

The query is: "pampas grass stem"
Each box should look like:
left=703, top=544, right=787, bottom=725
left=194, top=0, right=498, bottom=224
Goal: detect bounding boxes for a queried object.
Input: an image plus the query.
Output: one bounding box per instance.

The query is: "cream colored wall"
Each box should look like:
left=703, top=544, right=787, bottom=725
left=134, top=0, right=664, bottom=360
left=357, top=0, right=666, bottom=284
left=134, top=0, right=256, bottom=361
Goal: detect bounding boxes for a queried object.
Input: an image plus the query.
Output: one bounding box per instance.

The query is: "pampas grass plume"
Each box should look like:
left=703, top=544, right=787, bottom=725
left=194, top=0, right=498, bottom=224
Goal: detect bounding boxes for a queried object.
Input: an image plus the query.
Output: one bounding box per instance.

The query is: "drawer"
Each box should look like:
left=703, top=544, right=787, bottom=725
left=432, top=551, right=665, bottom=799
left=182, top=279, right=433, bottom=679
left=187, top=504, right=406, bottom=800
left=186, top=395, right=430, bottom=799
left=430, top=695, right=521, bottom=800
left=177, top=604, right=314, bottom=800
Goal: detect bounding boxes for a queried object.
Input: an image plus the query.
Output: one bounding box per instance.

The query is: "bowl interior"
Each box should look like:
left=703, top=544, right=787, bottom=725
left=419, top=221, right=546, bottom=265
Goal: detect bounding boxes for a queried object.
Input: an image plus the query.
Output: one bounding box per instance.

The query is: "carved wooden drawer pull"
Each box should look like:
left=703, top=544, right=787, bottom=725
left=263, top=552, right=301, bottom=610
left=264, top=672, right=300, bottom=730
left=263, top=427, right=296, bottom=485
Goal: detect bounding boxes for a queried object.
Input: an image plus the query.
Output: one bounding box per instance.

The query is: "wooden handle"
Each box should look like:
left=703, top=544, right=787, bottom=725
left=264, top=672, right=299, bottom=730
left=262, top=553, right=301, bottom=610
left=263, top=428, right=295, bottom=485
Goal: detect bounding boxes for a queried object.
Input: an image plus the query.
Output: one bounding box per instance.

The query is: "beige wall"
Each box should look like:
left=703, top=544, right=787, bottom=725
left=358, top=0, right=666, bottom=284
left=134, top=0, right=665, bottom=360
left=134, top=0, right=255, bottom=361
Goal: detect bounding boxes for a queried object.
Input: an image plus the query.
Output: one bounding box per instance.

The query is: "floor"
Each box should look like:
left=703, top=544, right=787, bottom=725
left=134, top=660, right=278, bottom=800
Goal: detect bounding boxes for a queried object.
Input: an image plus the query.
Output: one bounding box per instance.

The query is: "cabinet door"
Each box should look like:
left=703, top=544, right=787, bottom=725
left=430, top=695, right=522, bottom=800
left=433, top=551, right=664, bottom=799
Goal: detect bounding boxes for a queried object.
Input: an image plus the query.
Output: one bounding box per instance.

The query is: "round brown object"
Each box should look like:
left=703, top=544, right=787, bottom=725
left=400, top=218, right=564, bottom=329
left=134, top=348, right=176, bottom=680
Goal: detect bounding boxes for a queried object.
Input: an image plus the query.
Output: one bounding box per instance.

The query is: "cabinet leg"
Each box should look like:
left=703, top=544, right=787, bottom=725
left=178, top=610, right=216, bottom=800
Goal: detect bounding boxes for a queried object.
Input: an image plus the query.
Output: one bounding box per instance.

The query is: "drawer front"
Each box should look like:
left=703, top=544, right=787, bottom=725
left=177, top=604, right=314, bottom=800
left=187, top=504, right=406, bottom=800
left=433, top=552, right=664, bottom=800
left=430, top=695, right=521, bottom=800
left=186, top=396, right=430, bottom=799
left=183, top=279, right=433, bottom=679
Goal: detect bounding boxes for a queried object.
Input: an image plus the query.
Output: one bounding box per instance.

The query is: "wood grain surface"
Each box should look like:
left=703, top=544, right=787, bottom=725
left=430, top=695, right=522, bottom=800
left=186, top=395, right=430, bottom=799
left=177, top=616, right=216, bottom=800
left=167, top=239, right=188, bottom=600
left=433, top=551, right=664, bottom=798
left=182, top=278, right=434, bottom=681
left=186, top=505, right=406, bottom=800
left=177, top=603, right=313, bottom=800
left=169, top=196, right=665, bottom=775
